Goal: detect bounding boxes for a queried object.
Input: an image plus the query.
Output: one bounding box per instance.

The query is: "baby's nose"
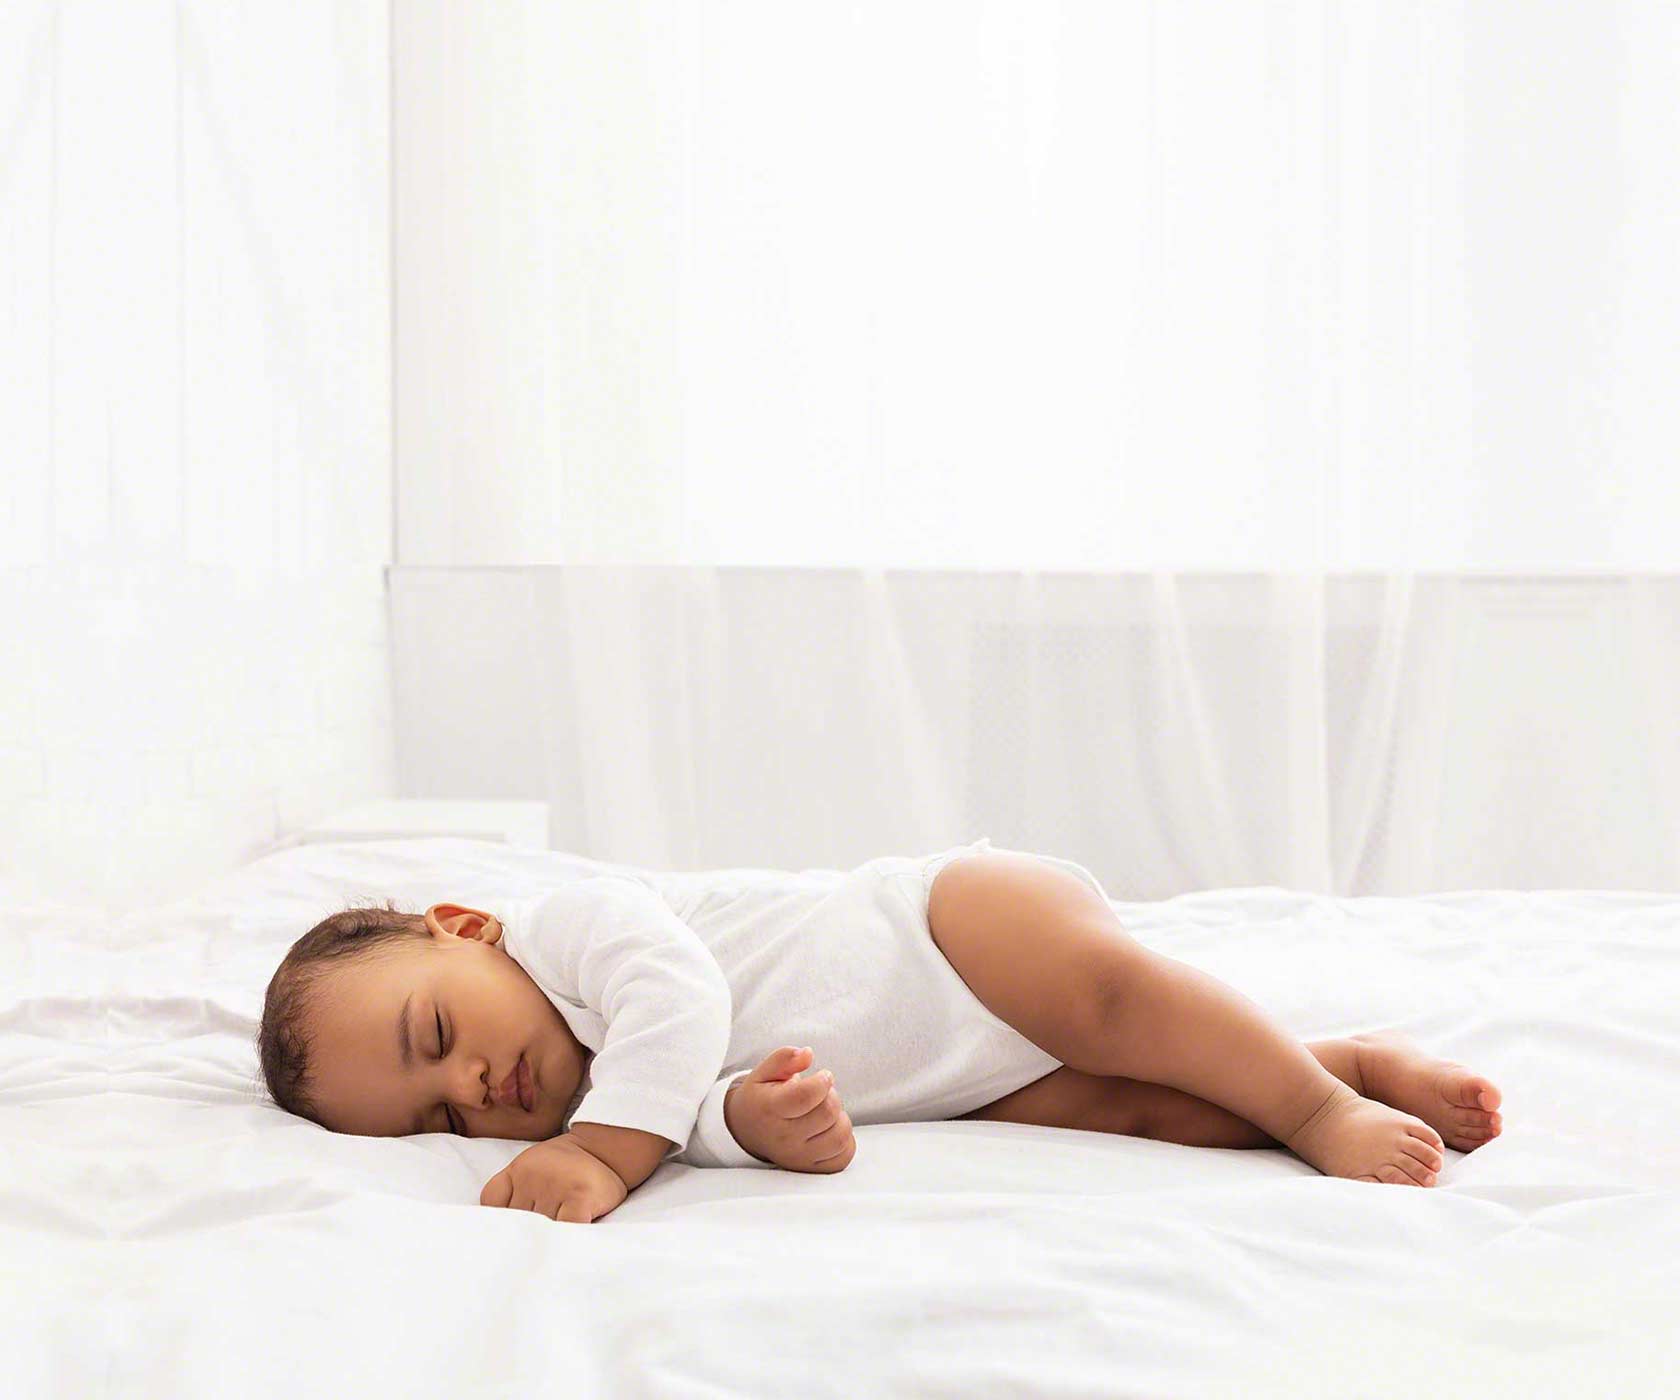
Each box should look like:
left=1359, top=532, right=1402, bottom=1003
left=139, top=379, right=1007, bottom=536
left=459, top=1064, right=489, bottom=1110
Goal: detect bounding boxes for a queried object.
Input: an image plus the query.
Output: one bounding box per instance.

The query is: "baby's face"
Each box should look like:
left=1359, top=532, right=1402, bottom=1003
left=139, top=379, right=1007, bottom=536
left=303, top=903, right=586, bottom=1141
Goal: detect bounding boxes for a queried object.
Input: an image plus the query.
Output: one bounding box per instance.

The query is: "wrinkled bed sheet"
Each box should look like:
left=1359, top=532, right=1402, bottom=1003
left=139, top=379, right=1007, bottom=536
left=9, top=839, right=1679, bottom=1398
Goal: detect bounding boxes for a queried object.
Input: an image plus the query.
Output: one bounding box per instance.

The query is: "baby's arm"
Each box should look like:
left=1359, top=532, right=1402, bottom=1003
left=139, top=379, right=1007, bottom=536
left=485, top=1048, right=854, bottom=1215
left=480, top=1121, right=670, bottom=1223
left=490, top=876, right=736, bottom=1215
left=564, top=1121, right=672, bottom=1193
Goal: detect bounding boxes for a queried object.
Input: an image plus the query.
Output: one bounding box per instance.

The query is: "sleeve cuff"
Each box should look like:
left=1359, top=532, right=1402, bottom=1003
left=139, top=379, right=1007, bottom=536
left=681, top=1070, right=770, bottom=1169
left=566, top=1082, right=713, bottom=1155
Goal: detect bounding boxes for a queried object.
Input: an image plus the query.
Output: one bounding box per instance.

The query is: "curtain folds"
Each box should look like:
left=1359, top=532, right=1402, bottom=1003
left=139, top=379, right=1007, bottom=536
left=386, top=4, right=1680, bottom=893
left=393, top=2, right=1680, bottom=573
left=393, top=568, right=1680, bottom=898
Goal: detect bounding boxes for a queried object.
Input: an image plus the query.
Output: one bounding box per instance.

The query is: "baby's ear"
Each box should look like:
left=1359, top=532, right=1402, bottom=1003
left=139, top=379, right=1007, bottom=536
left=423, top=903, right=500, bottom=943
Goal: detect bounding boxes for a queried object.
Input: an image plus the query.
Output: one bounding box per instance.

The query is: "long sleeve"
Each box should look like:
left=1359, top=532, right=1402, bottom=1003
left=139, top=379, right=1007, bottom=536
left=678, top=1068, right=772, bottom=1169
left=505, top=875, right=734, bottom=1163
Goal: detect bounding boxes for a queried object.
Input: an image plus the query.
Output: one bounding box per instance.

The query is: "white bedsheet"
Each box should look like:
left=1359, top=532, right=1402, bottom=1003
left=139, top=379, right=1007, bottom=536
left=17, top=839, right=1680, bottom=1397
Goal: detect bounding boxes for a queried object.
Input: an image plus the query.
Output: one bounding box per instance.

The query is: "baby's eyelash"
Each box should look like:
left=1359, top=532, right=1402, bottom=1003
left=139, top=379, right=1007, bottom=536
left=434, top=1008, right=458, bottom=1134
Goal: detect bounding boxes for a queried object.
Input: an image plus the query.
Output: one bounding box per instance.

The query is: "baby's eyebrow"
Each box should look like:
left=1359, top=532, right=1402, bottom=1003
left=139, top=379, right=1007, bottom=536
left=396, top=992, right=414, bottom=1070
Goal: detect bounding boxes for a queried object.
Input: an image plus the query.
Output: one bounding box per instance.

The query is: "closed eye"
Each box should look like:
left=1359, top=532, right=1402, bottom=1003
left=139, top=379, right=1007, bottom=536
left=435, top=1008, right=461, bottom=1135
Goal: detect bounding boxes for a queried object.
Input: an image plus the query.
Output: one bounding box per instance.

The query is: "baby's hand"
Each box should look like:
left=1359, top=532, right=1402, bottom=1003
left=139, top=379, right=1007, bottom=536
left=724, top=1046, right=857, bottom=1173
left=479, top=1136, right=629, bottom=1223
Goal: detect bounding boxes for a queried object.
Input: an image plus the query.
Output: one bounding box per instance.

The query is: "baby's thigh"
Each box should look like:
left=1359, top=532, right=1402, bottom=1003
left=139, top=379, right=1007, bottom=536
left=958, top=1065, right=1144, bottom=1138
left=926, top=849, right=1128, bottom=1068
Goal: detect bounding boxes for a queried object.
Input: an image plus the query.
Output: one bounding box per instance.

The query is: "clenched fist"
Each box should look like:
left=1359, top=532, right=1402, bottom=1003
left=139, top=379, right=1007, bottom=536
left=479, top=1135, right=629, bottom=1223
left=724, top=1046, right=857, bottom=1173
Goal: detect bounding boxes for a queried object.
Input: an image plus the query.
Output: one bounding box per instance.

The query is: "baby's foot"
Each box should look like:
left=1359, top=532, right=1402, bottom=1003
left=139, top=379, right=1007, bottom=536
left=1352, top=1029, right=1504, bottom=1153
left=1284, top=1081, right=1446, bottom=1186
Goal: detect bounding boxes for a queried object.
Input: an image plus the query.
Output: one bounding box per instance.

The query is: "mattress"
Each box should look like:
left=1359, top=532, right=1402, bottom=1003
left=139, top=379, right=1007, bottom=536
left=25, top=838, right=1680, bottom=1397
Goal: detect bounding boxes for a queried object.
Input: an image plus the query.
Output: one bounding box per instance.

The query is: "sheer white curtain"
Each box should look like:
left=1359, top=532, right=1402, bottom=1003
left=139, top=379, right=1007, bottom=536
left=1, top=0, right=391, bottom=911
left=391, top=2, right=1680, bottom=894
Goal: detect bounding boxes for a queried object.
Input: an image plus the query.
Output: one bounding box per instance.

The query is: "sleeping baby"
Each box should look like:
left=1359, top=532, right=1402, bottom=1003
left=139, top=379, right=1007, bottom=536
left=257, top=838, right=1505, bottom=1223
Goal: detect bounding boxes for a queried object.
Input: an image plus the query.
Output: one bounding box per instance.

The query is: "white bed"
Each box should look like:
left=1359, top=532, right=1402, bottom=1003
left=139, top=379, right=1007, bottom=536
left=42, top=839, right=1680, bottom=1396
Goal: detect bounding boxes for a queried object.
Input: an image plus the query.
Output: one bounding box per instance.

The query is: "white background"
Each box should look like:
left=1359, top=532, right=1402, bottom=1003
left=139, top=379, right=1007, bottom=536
left=6, top=2, right=1680, bottom=908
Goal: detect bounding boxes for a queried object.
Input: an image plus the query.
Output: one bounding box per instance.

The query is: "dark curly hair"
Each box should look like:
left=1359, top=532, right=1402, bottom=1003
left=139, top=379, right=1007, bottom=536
left=257, top=900, right=431, bottom=1126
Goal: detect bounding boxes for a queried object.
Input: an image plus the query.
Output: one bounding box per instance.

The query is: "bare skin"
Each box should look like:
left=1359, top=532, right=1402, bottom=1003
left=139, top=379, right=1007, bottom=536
left=1351, top=1029, right=1504, bottom=1153
left=960, top=1030, right=1502, bottom=1180
left=927, top=850, right=1506, bottom=1186
left=303, top=903, right=593, bottom=1142
left=297, top=878, right=1504, bottom=1189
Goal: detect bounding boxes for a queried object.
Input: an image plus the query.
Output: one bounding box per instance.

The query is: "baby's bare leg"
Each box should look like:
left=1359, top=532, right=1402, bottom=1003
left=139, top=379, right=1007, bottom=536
left=1116, top=1037, right=1366, bottom=1148
left=965, top=1033, right=1504, bottom=1161
left=963, top=1038, right=1364, bottom=1149
left=928, top=851, right=1448, bottom=1184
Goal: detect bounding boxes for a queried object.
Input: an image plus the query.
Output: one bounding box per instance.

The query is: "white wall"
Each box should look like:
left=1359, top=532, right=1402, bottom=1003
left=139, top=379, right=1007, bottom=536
left=0, top=1, right=393, bottom=912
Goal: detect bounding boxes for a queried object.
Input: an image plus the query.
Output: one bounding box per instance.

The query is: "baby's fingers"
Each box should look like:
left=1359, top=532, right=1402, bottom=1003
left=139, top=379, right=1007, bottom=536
left=555, top=1196, right=595, bottom=1224
left=480, top=1169, right=513, bottom=1209
left=780, top=1068, right=836, bottom=1115
left=753, top=1046, right=811, bottom=1081
left=806, top=1116, right=855, bottom=1167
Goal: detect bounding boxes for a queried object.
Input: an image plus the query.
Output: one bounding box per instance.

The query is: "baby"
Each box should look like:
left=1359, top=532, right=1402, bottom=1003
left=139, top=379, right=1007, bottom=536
left=257, top=844, right=1504, bottom=1223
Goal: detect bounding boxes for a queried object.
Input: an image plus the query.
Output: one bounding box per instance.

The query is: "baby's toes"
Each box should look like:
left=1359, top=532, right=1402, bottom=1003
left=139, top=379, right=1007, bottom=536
left=1404, top=1133, right=1444, bottom=1171
left=1450, top=1104, right=1497, bottom=1133
left=1447, top=1110, right=1503, bottom=1150
left=1436, top=1063, right=1501, bottom=1113
left=1400, top=1136, right=1441, bottom=1185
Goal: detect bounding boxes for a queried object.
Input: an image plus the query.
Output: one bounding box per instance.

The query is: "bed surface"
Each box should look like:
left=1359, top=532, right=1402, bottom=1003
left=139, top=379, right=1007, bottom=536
left=29, top=839, right=1680, bottom=1396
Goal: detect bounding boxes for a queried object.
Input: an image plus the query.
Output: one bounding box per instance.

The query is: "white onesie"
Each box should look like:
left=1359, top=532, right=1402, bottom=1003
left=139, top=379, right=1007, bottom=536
left=498, top=836, right=1113, bottom=1169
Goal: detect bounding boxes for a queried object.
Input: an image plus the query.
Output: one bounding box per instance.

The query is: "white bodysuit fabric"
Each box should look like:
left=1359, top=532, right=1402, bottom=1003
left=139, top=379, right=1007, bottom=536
left=499, top=837, right=1114, bottom=1168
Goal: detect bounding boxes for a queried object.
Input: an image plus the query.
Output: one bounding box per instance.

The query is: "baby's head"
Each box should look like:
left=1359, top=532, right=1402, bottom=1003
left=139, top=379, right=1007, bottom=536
left=257, top=899, right=586, bottom=1141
